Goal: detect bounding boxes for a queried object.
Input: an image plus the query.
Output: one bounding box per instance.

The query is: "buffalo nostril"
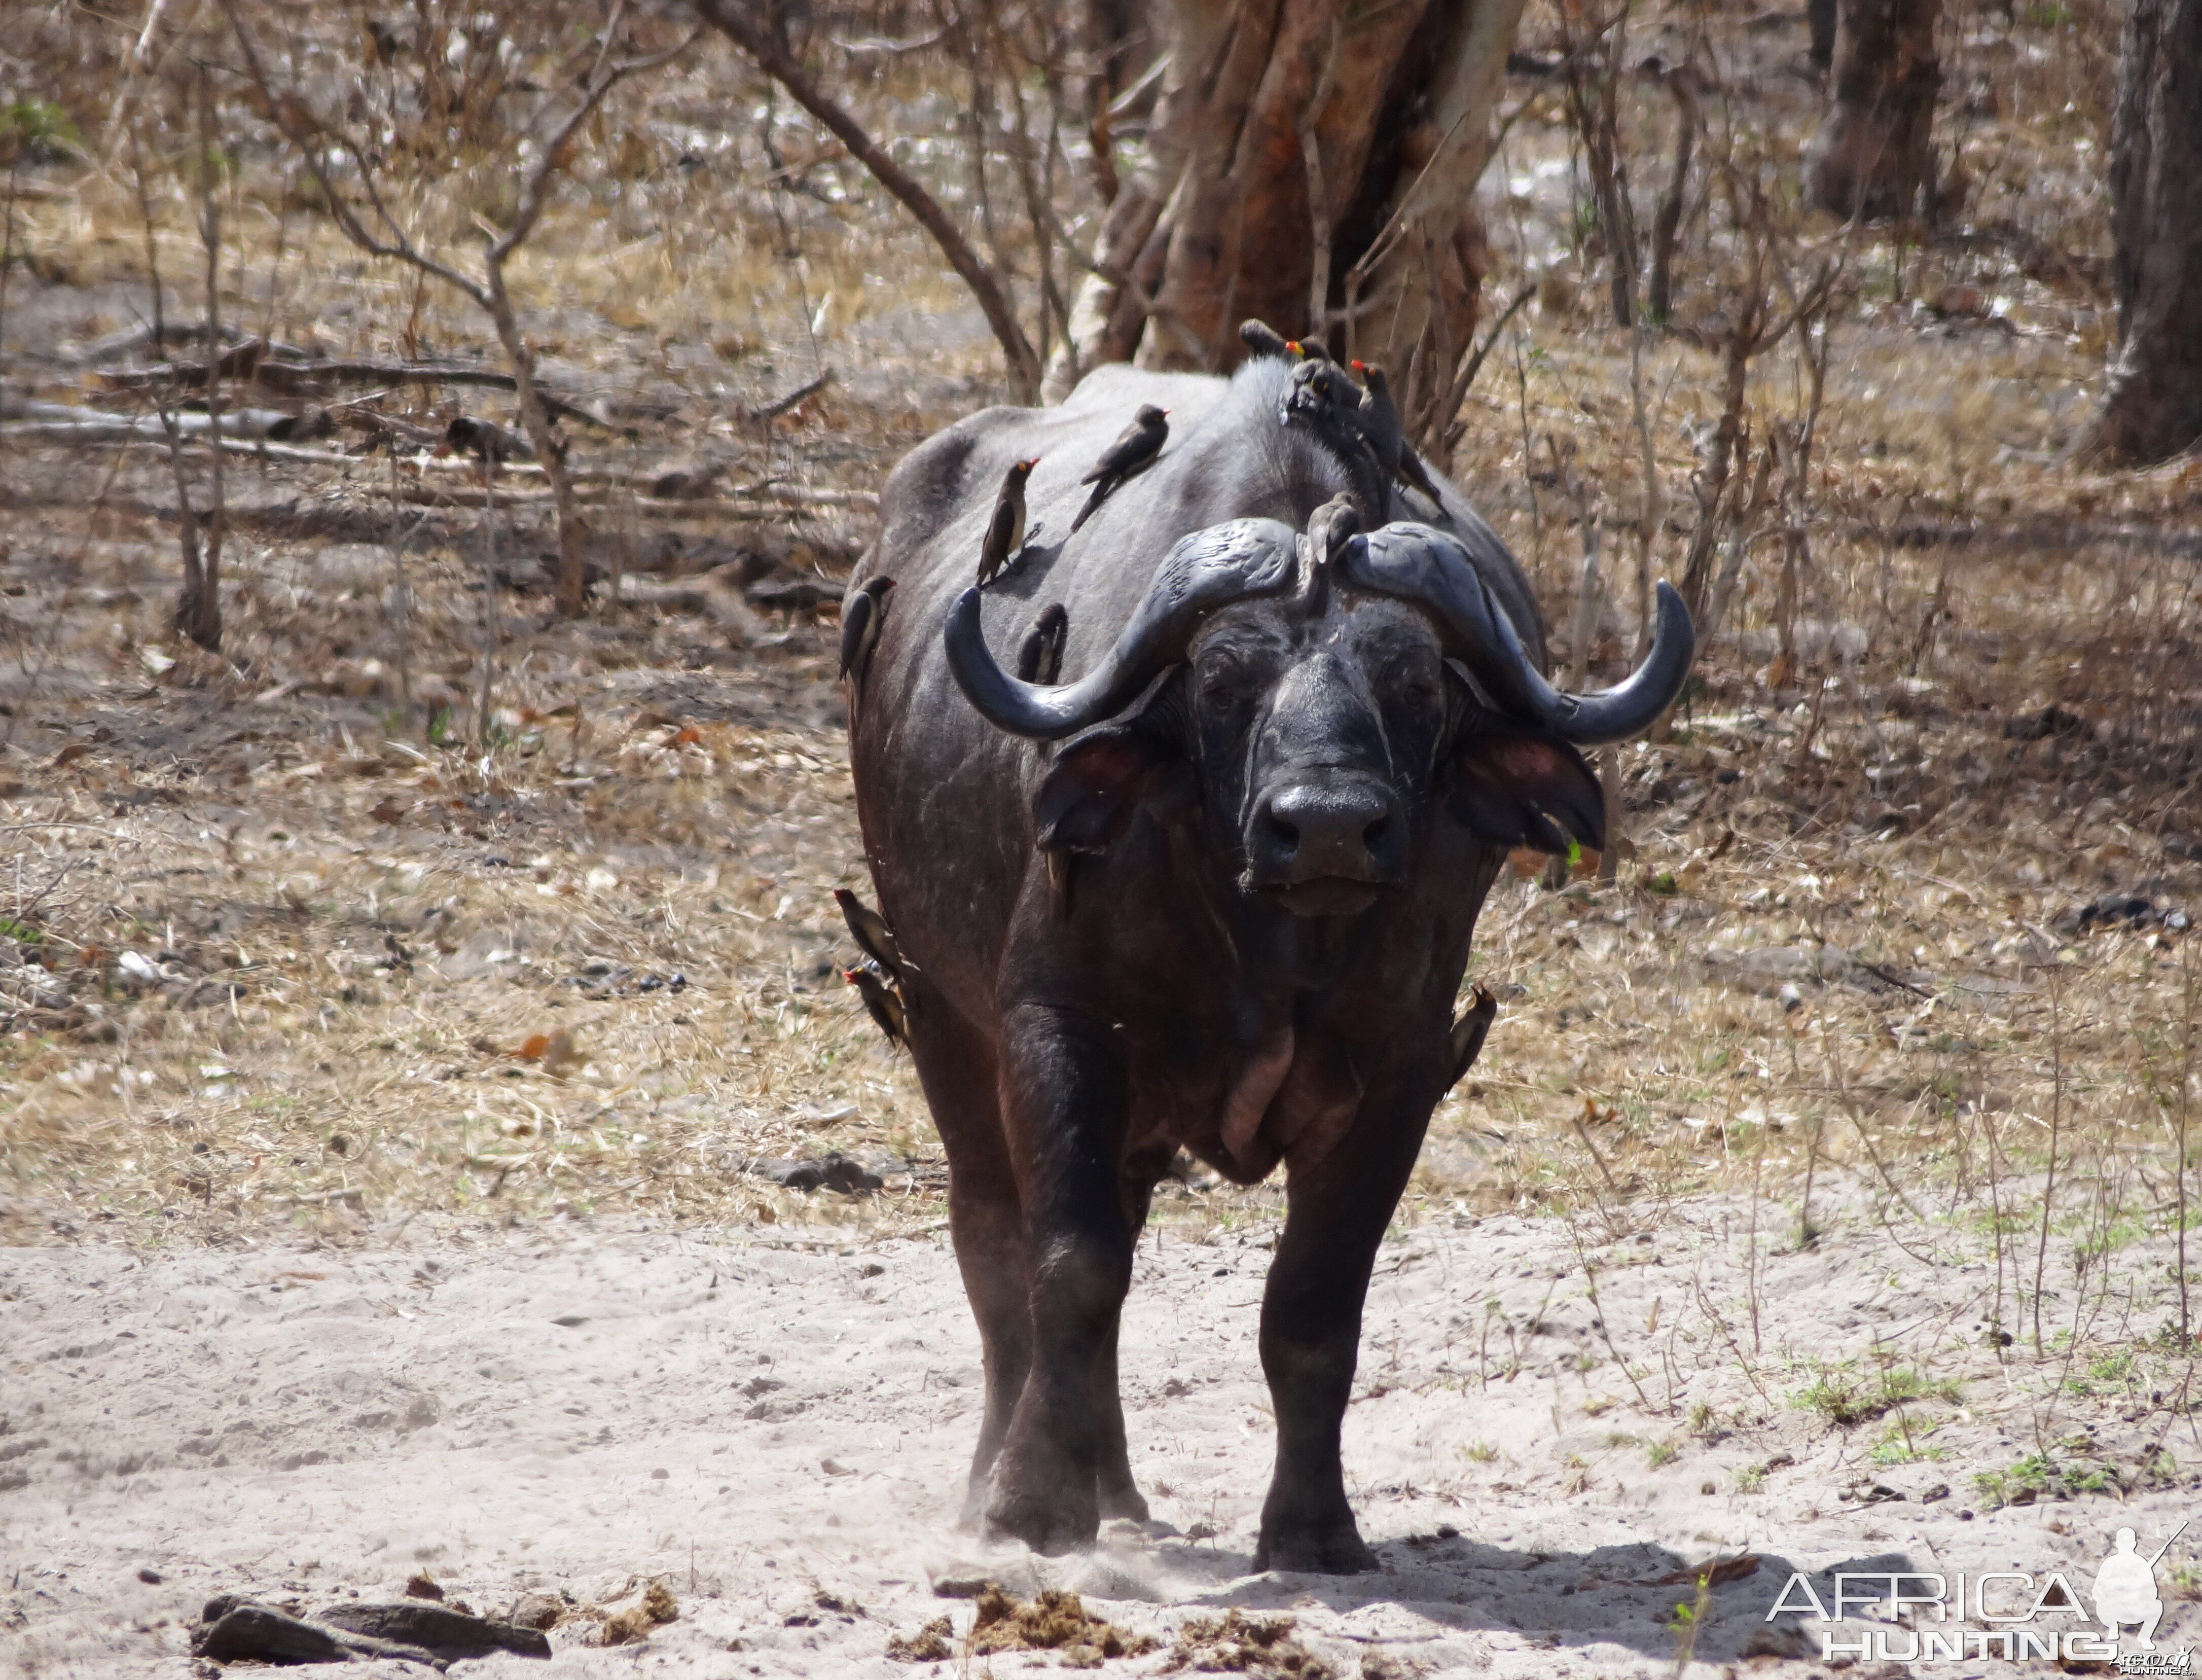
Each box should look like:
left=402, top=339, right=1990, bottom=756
left=1265, top=813, right=1301, bottom=853
left=1363, top=814, right=1392, bottom=851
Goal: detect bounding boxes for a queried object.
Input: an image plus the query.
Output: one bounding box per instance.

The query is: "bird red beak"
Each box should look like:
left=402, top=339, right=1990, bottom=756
left=1350, top=359, right=1367, bottom=373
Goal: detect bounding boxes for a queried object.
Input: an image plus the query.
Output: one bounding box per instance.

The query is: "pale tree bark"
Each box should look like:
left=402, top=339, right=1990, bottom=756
left=1803, top=0, right=1941, bottom=221
left=2072, top=0, right=2202, bottom=466
left=1046, top=0, right=1528, bottom=452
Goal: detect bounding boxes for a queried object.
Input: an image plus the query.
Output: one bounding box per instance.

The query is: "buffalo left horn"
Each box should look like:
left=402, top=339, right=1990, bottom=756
left=1342, top=522, right=1694, bottom=745
left=945, top=517, right=1299, bottom=740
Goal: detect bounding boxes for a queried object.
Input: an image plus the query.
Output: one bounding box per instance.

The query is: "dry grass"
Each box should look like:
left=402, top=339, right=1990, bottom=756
left=2, top=0, right=2198, bottom=1446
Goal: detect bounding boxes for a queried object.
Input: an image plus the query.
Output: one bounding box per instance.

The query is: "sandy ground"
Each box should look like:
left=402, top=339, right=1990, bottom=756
left=4, top=1196, right=2197, bottom=1678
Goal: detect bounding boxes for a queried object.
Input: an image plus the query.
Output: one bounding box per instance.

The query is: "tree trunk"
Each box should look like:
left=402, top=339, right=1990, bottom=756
left=1802, top=0, right=1941, bottom=221
left=1046, top=0, right=1526, bottom=450
left=2072, top=0, right=2202, bottom=466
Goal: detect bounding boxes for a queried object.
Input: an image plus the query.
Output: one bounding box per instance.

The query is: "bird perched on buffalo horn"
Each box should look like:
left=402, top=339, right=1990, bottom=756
left=1239, top=318, right=1294, bottom=362
left=1070, top=405, right=1169, bottom=533
left=1351, top=360, right=1444, bottom=503
left=977, top=458, right=1039, bottom=586
left=833, top=887, right=911, bottom=983
left=1447, top=985, right=1497, bottom=1087
left=1306, top=494, right=1361, bottom=568
left=838, top=577, right=896, bottom=687
left=1016, top=602, right=1069, bottom=686
left=844, top=962, right=908, bottom=1047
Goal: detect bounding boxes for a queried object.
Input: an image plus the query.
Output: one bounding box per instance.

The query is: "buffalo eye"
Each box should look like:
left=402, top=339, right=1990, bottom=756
left=1197, top=656, right=1246, bottom=708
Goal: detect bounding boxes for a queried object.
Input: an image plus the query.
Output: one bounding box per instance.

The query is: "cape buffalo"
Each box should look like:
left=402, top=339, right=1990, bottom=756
left=844, top=356, right=1690, bottom=1570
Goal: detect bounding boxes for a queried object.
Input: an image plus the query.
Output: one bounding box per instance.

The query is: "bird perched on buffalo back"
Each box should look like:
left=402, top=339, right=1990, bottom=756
left=1351, top=360, right=1444, bottom=502
left=977, top=457, right=1039, bottom=586
left=838, top=577, right=895, bottom=687
left=1239, top=318, right=1294, bottom=362
left=1069, top=405, right=1169, bottom=533
left=1016, top=602, right=1069, bottom=685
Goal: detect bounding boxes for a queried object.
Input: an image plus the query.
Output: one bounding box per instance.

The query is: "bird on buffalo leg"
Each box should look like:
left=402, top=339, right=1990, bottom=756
left=843, top=961, right=908, bottom=1048
left=1016, top=602, right=1069, bottom=685
left=837, top=577, right=895, bottom=687
left=1351, top=360, right=1445, bottom=503
left=1447, top=985, right=1497, bottom=1087
left=1069, top=405, right=1169, bottom=533
left=977, top=457, right=1040, bottom=586
left=1240, top=318, right=1294, bottom=362
left=833, top=886, right=911, bottom=983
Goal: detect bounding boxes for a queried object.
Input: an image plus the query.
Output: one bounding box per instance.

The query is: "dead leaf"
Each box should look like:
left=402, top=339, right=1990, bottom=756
left=517, top=1033, right=551, bottom=1061
left=1634, top=1554, right=1761, bottom=1589
left=370, top=797, right=410, bottom=825
left=673, top=726, right=702, bottom=746
left=51, top=742, right=90, bottom=769
left=539, top=1029, right=584, bottom=1076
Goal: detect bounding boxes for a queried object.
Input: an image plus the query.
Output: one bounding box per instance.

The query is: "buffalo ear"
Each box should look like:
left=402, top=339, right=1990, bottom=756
left=1449, top=730, right=1604, bottom=854
left=1034, top=716, right=1185, bottom=855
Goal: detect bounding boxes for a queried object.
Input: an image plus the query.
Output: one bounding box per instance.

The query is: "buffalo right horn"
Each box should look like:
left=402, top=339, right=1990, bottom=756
left=945, top=518, right=1298, bottom=740
left=1344, top=522, right=1694, bottom=745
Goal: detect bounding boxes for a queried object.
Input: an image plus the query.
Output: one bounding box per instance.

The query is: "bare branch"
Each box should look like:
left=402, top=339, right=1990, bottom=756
left=692, top=0, right=1042, bottom=402
left=491, top=27, right=701, bottom=265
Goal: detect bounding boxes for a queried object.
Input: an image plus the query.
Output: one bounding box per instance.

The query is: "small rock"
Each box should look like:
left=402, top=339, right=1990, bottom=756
left=138, top=1567, right=162, bottom=1585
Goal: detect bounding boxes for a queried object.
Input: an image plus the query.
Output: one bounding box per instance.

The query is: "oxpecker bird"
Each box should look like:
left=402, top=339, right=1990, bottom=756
left=1239, top=318, right=1294, bottom=362
left=1069, top=405, right=1169, bottom=533
left=1306, top=493, right=1362, bottom=568
left=844, top=963, right=907, bottom=1048
left=1016, top=603, right=1069, bottom=686
left=833, top=887, right=910, bottom=983
left=977, top=457, right=1040, bottom=586
left=1447, top=985, right=1497, bottom=1086
left=1352, top=360, right=1444, bottom=502
left=838, top=577, right=896, bottom=685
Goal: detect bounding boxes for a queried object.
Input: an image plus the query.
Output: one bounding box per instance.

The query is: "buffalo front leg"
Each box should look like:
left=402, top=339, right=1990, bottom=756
left=898, top=998, right=1027, bottom=1529
left=948, top=1150, right=1030, bottom=1528
left=1253, top=1103, right=1430, bottom=1572
left=983, top=1005, right=1135, bottom=1554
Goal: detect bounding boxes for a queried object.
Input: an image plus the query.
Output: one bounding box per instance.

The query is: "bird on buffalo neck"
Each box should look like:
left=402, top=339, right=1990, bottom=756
left=838, top=576, right=895, bottom=688
left=1070, top=405, right=1169, bottom=533
left=1351, top=360, right=1444, bottom=503
left=977, top=457, right=1039, bottom=586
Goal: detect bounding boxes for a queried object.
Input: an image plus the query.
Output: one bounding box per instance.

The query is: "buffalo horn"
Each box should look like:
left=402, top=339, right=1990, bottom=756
left=1343, top=523, right=1694, bottom=745
left=945, top=518, right=1298, bottom=740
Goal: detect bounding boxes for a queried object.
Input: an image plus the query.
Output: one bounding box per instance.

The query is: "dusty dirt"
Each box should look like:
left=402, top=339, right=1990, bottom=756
left=4, top=1192, right=2197, bottom=1677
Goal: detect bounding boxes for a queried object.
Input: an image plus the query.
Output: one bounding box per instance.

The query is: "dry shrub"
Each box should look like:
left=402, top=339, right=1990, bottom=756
left=1165, top=1608, right=1331, bottom=1677
left=598, top=1578, right=677, bottom=1646
left=967, top=1586, right=1157, bottom=1668
left=884, top=1613, right=953, bottom=1661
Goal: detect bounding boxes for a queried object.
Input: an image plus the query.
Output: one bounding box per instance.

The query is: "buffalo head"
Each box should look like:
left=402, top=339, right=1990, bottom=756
left=944, top=506, right=1694, bottom=918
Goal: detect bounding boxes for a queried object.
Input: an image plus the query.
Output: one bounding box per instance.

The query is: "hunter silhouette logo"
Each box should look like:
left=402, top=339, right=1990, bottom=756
left=2095, top=1521, right=2185, bottom=1653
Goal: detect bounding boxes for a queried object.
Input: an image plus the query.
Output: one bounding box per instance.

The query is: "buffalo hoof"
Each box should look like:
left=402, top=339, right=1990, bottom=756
left=1253, top=1523, right=1377, bottom=1575
left=1098, top=1476, right=1150, bottom=1525
left=983, top=1456, right=1100, bottom=1556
